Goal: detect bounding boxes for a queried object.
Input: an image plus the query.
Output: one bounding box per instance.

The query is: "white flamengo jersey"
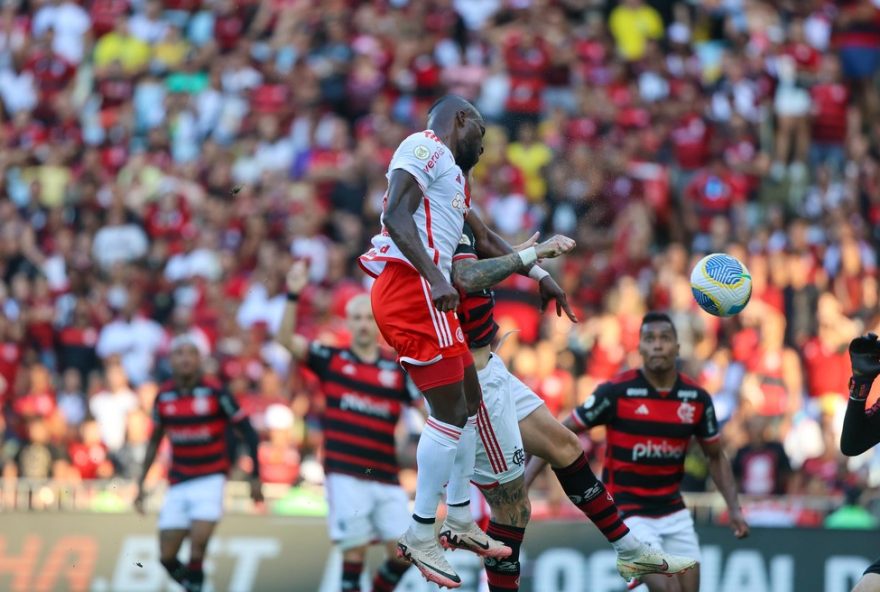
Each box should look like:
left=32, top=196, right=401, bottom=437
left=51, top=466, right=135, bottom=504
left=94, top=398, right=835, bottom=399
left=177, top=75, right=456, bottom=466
left=359, top=130, right=469, bottom=279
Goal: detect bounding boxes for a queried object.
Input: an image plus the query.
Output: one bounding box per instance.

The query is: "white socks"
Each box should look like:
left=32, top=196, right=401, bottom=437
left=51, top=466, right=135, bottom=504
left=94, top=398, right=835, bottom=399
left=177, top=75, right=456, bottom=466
left=612, top=532, right=643, bottom=555
left=410, top=417, right=463, bottom=541
left=444, top=415, right=478, bottom=525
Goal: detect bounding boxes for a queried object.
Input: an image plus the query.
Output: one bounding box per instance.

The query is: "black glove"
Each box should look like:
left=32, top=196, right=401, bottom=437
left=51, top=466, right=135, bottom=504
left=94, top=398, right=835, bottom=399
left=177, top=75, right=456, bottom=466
left=849, top=333, right=880, bottom=386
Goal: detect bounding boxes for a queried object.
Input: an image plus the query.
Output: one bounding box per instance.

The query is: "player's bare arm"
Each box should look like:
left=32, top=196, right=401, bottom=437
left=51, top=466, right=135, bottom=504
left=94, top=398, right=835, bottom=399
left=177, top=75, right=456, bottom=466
left=452, top=234, right=576, bottom=294
left=523, top=414, right=586, bottom=487
left=231, top=418, right=264, bottom=503
left=275, top=260, right=310, bottom=360
left=134, top=423, right=165, bottom=514
left=841, top=333, right=880, bottom=455
left=384, top=169, right=459, bottom=312
left=699, top=437, right=749, bottom=539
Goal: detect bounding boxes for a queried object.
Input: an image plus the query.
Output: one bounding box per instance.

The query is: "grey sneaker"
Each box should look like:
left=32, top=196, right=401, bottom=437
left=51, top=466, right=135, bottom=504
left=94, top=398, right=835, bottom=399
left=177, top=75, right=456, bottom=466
left=397, top=530, right=462, bottom=589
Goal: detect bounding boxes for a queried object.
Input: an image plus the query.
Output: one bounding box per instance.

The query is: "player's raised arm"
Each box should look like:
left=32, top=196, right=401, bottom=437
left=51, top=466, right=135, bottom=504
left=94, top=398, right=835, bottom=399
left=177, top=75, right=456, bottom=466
left=275, top=261, right=312, bottom=360
left=384, top=169, right=459, bottom=312
left=840, top=333, right=880, bottom=456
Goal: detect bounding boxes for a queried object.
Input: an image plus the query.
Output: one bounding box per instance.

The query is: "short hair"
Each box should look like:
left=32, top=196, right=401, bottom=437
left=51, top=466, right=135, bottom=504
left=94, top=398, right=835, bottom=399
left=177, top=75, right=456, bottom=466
left=345, top=294, right=372, bottom=318
left=640, top=311, right=678, bottom=337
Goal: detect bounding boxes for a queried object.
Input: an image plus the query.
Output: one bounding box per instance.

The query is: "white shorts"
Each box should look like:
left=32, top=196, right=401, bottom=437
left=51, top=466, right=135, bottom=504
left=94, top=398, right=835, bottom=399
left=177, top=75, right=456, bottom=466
left=623, top=509, right=702, bottom=563
left=158, top=473, right=226, bottom=530
left=325, top=472, right=410, bottom=550
left=473, top=354, right=545, bottom=488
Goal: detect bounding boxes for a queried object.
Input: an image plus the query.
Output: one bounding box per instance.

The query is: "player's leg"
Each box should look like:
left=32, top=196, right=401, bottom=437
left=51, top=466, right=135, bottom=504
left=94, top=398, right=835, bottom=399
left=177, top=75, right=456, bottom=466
left=657, top=509, right=701, bottom=592
left=158, top=529, right=189, bottom=584
left=341, top=546, right=368, bottom=592
left=480, top=476, right=530, bottom=592
left=372, top=482, right=413, bottom=592
left=184, top=520, right=217, bottom=592
left=854, top=574, right=880, bottom=592
left=157, top=481, right=191, bottom=584
left=443, top=361, right=483, bottom=533
left=639, top=573, right=683, bottom=592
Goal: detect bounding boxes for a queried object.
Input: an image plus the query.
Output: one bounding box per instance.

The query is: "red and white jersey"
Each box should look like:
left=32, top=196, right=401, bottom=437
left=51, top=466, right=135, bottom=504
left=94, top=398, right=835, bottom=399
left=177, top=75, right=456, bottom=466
left=359, top=130, right=469, bottom=279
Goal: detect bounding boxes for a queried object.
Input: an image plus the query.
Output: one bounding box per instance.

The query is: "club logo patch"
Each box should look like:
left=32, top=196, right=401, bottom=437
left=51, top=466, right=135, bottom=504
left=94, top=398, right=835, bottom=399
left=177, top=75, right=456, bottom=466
left=677, top=401, right=696, bottom=424
left=413, top=145, right=431, bottom=160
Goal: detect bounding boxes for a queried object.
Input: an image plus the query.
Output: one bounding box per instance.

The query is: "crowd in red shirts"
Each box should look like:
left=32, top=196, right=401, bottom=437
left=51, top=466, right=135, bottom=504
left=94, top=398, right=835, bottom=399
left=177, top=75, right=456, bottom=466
left=1, top=0, right=880, bottom=519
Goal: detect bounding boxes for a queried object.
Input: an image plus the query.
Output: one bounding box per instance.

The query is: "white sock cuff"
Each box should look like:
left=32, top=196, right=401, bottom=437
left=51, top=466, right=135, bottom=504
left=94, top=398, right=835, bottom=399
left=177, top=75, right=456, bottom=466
left=425, top=417, right=463, bottom=445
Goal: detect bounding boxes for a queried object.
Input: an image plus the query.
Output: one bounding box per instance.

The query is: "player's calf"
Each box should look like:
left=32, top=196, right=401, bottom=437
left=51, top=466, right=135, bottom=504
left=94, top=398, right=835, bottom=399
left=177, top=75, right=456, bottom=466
left=476, top=477, right=530, bottom=592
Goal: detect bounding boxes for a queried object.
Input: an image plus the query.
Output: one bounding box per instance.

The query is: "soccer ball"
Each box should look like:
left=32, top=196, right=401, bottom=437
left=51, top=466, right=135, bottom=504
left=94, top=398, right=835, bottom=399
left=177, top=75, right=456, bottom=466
left=690, top=253, right=752, bottom=317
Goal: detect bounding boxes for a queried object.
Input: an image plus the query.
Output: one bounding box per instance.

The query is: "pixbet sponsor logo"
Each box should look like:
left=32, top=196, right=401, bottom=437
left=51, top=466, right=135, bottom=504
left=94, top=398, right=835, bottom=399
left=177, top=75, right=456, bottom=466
left=340, top=393, right=391, bottom=418
left=632, top=439, right=686, bottom=461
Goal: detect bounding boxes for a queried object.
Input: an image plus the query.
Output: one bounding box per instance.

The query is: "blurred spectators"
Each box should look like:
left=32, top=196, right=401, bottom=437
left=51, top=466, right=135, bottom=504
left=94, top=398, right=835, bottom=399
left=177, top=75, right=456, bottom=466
left=0, top=0, right=877, bottom=527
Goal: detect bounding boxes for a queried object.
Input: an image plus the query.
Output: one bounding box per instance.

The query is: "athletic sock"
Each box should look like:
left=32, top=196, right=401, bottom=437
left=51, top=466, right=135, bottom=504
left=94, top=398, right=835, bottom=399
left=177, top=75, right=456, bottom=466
left=184, top=560, right=204, bottom=592
left=160, top=558, right=187, bottom=583
left=371, top=558, right=410, bottom=592
left=410, top=417, right=462, bottom=541
left=484, top=521, right=525, bottom=591
left=552, top=452, right=630, bottom=543
left=341, top=560, right=362, bottom=592
left=445, top=414, right=477, bottom=526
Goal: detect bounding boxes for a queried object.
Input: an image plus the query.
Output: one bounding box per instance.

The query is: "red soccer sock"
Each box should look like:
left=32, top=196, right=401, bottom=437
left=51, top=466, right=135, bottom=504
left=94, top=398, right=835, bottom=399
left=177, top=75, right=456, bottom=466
left=484, top=521, right=525, bottom=591
left=371, top=558, right=410, bottom=592
left=552, top=452, right=630, bottom=542
left=342, top=560, right=362, bottom=592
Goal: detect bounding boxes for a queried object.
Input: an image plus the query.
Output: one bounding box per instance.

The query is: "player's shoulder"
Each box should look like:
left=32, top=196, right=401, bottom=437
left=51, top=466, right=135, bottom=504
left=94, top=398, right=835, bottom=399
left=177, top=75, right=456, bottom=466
left=309, top=341, right=339, bottom=358
left=677, top=373, right=711, bottom=399
left=394, top=130, right=449, bottom=163
left=200, top=375, right=224, bottom=391
left=607, top=369, right=642, bottom=388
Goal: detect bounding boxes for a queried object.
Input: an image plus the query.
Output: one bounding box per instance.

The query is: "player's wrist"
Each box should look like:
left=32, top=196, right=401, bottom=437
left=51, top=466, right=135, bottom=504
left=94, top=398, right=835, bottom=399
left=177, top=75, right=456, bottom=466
left=518, top=246, right=538, bottom=268
left=529, top=265, right=550, bottom=281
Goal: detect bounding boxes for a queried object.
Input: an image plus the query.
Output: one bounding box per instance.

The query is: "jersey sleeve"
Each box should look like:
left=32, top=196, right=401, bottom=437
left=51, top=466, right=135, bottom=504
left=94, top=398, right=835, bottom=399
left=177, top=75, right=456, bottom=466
left=389, top=132, right=448, bottom=191
left=305, top=342, right=335, bottom=377
left=453, top=223, right=478, bottom=262
left=571, top=382, right=616, bottom=428
left=218, top=389, right=247, bottom=423
left=696, top=390, right=720, bottom=441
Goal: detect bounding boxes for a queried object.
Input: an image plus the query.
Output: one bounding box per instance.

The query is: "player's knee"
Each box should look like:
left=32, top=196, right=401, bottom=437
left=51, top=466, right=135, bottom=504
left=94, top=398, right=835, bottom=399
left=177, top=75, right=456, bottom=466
left=488, top=487, right=531, bottom=528
left=547, top=427, right=582, bottom=467
left=853, top=573, right=880, bottom=592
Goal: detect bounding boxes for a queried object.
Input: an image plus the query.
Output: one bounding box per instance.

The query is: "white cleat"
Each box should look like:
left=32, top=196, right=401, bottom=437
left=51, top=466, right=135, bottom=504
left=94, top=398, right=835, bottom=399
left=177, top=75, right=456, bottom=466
left=438, top=520, right=512, bottom=559
left=616, top=543, right=697, bottom=581
left=397, top=530, right=462, bottom=589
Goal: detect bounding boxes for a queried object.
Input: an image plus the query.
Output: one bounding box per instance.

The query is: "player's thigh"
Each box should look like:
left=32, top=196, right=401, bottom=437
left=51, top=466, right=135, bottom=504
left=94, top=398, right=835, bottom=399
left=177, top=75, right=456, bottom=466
left=158, top=482, right=190, bottom=532
left=325, top=473, right=376, bottom=550
left=480, top=475, right=530, bottom=528
left=186, top=474, right=227, bottom=525
left=659, top=510, right=702, bottom=563
left=855, top=573, right=880, bottom=592
left=372, top=482, right=411, bottom=543
left=159, top=529, right=188, bottom=561
left=473, top=361, right=526, bottom=491
left=462, top=360, right=482, bottom=416
left=518, top=403, right=582, bottom=468
left=640, top=573, right=684, bottom=592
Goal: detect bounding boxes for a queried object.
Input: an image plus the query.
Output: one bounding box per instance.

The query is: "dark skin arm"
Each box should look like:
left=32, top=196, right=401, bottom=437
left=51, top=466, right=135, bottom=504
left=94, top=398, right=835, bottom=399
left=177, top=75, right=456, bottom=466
left=134, top=424, right=165, bottom=514
left=700, top=438, right=749, bottom=538
left=232, top=419, right=264, bottom=503
left=384, top=169, right=458, bottom=312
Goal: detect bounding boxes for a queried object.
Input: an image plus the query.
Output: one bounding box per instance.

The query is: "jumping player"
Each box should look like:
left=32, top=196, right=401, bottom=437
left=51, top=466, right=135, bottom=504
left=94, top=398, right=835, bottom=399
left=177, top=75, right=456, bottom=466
left=452, top=225, right=698, bottom=591
left=526, top=312, right=748, bottom=592
left=359, top=94, right=548, bottom=587
left=839, top=332, right=880, bottom=592
left=134, top=336, right=263, bottom=592
left=275, top=261, right=415, bottom=592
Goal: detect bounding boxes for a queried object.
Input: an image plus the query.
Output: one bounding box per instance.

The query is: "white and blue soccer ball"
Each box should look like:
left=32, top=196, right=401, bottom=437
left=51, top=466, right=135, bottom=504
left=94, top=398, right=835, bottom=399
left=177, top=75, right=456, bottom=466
left=689, top=253, right=752, bottom=317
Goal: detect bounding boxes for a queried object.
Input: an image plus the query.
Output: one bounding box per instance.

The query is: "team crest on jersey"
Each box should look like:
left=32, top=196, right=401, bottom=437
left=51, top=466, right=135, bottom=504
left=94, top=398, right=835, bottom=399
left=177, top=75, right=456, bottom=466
left=677, top=401, right=696, bottom=424
left=193, top=397, right=211, bottom=415
left=378, top=369, right=397, bottom=388
left=455, top=327, right=465, bottom=343
left=413, top=145, right=431, bottom=160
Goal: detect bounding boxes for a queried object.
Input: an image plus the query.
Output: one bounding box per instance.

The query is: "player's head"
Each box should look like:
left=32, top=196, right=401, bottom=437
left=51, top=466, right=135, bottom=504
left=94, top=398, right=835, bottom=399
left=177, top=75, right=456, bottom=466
left=170, top=335, right=202, bottom=380
left=638, top=312, right=679, bottom=373
left=427, top=94, right=485, bottom=171
left=345, top=294, right=377, bottom=349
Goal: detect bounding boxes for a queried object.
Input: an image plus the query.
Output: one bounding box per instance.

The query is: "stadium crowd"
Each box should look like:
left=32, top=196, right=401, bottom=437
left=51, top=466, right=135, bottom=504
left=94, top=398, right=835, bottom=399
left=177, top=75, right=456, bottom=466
left=1, top=0, right=880, bottom=525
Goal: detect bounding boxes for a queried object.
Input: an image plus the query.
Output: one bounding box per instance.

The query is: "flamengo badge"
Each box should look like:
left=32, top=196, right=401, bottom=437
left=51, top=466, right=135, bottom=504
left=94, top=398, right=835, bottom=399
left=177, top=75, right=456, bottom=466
left=677, top=401, right=696, bottom=424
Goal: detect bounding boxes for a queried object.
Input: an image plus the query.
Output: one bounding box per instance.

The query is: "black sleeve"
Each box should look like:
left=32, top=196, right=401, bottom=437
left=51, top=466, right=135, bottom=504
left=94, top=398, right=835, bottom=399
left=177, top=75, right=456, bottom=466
left=840, top=377, right=880, bottom=456
left=696, top=390, right=720, bottom=440
left=571, top=382, right=616, bottom=428
left=305, top=342, right=336, bottom=377
left=218, top=388, right=247, bottom=423
left=453, top=222, right=478, bottom=260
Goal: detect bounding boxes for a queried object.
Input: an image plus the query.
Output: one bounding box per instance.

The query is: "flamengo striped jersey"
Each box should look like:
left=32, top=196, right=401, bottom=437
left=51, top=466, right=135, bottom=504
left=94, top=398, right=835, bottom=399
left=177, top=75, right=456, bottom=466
left=359, top=130, right=469, bottom=279
left=152, top=376, right=246, bottom=485
left=572, top=369, right=719, bottom=518
left=453, top=222, right=499, bottom=349
left=306, top=343, right=419, bottom=484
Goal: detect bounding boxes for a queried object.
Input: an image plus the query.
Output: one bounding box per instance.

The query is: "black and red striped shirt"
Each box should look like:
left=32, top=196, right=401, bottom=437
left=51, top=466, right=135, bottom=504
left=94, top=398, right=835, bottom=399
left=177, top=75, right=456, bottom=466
left=453, top=223, right=500, bottom=349
left=152, top=376, right=246, bottom=485
left=307, top=344, right=419, bottom=485
left=572, top=370, right=719, bottom=518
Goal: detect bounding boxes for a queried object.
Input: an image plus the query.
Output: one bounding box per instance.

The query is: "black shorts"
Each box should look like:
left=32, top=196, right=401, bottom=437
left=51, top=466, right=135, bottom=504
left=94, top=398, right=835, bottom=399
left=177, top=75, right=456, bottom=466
left=865, top=556, right=880, bottom=576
